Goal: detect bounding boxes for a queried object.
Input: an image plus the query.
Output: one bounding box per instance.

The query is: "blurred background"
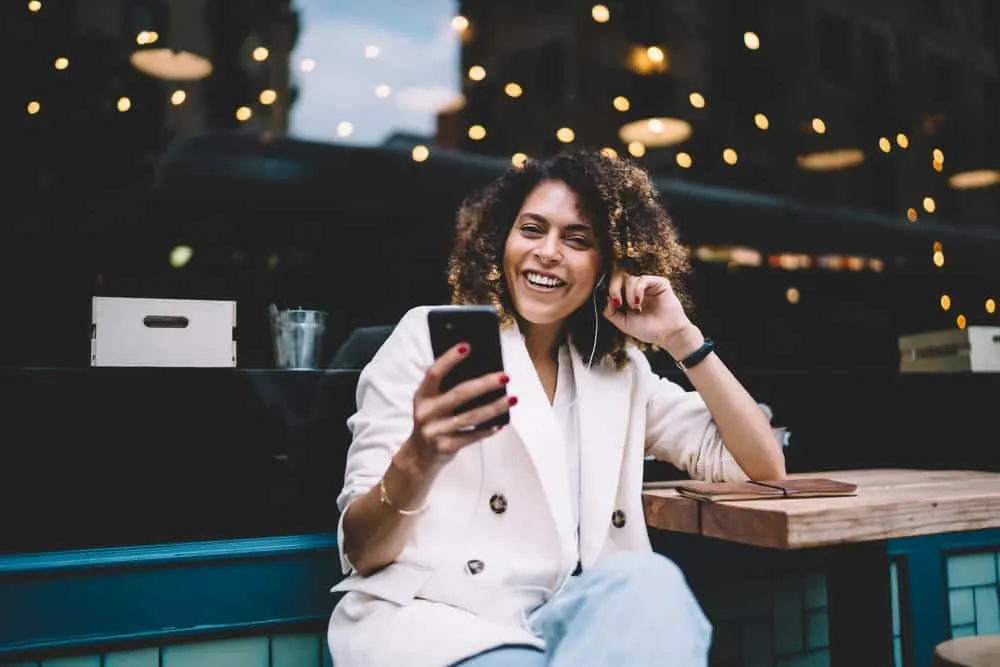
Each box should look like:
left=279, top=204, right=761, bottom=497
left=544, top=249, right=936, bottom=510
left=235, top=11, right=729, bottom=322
left=3, top=0, right=999, bottom=371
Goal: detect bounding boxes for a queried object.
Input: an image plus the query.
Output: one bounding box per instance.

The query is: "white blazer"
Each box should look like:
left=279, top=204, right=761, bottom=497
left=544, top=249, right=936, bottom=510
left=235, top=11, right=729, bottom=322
left=328, top=306, right=748, bottom=667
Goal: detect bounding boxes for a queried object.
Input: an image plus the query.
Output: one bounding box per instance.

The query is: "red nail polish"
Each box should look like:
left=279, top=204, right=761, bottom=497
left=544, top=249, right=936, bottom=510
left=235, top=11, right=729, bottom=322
left=613, top=298, right=621, bottom=308
left=508, top=396, right=518, bottom=406
left=634, top=295, right=640, bottom=305
left=457, top=343, right=469, bottom=355
left=499, top=374, right=510, bottom=385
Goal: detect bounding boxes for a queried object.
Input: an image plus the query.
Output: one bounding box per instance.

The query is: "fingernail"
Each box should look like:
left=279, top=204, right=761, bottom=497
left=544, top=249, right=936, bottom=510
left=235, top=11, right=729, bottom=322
left=499, top=374, right=510, bottom=385
left=613, top=298, right=621, bottom=308
left=457, top=343, right=469, bottom=355
left=508, top=396, right=518, bottom=406
left=634, top=295, right=640, bottom=305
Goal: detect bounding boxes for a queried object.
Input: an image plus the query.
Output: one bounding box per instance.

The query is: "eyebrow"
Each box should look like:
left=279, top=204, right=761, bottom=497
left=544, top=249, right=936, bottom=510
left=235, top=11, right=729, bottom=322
left=517, top=212, right=593, bottom=233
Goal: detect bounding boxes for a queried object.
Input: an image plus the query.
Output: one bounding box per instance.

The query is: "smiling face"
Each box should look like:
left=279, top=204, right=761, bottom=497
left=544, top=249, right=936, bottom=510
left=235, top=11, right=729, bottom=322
left=502, top=180, right=603, bottom=329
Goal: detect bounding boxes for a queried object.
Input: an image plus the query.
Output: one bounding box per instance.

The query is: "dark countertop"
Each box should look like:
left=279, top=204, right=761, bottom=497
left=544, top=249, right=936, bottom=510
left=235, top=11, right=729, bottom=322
left=2, top=367, right=997, bottom=555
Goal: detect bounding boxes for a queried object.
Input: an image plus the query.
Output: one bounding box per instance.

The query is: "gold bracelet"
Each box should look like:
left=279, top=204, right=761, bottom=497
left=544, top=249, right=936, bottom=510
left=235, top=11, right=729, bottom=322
left=379, top=477, right=429, bottom=516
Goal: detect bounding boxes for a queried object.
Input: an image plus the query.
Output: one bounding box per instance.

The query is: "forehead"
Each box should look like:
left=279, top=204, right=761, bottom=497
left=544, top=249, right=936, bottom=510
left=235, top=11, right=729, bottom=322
left=518, top=180, right=590, bottom=227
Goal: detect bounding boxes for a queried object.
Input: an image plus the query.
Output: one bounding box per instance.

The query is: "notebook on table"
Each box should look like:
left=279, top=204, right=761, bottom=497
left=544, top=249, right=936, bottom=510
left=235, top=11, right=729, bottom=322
left=675, top=478, right=858, bottom=502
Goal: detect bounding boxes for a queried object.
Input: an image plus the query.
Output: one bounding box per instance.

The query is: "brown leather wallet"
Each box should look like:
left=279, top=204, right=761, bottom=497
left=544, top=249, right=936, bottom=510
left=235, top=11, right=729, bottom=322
left=675, top=478, right=858, bottom=502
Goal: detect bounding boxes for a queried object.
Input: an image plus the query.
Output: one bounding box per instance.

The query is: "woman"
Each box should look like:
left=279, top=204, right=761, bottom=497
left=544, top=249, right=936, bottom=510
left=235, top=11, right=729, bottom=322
left=328, top=151, right=785, bottom=666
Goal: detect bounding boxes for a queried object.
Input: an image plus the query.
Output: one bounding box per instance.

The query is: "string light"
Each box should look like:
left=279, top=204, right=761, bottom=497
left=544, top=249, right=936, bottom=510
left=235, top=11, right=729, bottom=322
left=722, top=148, right=739, bottom=165
left=956, top=314, right=967, bottom=329
left=811, top=117, right=826, bottom=134
left=676, top=152, right=693, bottom=168
left=906, top=208, right=918, bottom=222
left=364, top=45, right=380, bottom=58
left=878, top=137, right=891, bottom=153
left=451, top=15, right=469, bottom=32
left=754, top=113, right=769, bottom=130
left=896, top=133, right=909, bottom=149
left=922, top=196, right=936, bottom=213
left=468, top=65, right=486, bottom=81
left=504, top=83, right=523, bottom=98
left=627, top=142, right=645, bottom=157
left=645, top=46, right=665, bottom=63
left=933, top=250, right=944, bottom=267
left=252, top=47, right=269, bottom=62
left=259, top=89, right=277, bottom=105
left=54, top=57, right=69, bottom=71
left=26, top=101, right=40, bottom=115
left=117, top=96, right=131, bottom=112
left=412, top=145, right=429, bottom=162
left=600, top=147, right=618, bottom=160
left=336, top=121, right=354, bottom=137
left=591, top=5, right=610, bottom=23
left=170, top=89, right=186, bottom=105
left=374, top=84, right=391, bottom=98
left=556, top=127, right=575, bottom=143
left=511, top=152, right=528, bottom=168
left=940, top=294, right=951, bottom=311
left=235, top=106, right=252, bottom=122
left=986, top=298, right=996, bottom=315
left=689, top=92, right=705, bottom=109
left=27, top=0, right=41, bottom=12
left=744, top=32, right=760, bottom=50
left=468, top=124, right=486, bottom=141
left=613, top=96, right=630, bottom=112
left=299, top=58, right=316, bottom=72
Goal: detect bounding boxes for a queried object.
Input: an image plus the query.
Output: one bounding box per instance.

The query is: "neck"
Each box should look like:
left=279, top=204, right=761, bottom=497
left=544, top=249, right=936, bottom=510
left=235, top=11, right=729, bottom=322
left=522, top=321, right=564, bottom=365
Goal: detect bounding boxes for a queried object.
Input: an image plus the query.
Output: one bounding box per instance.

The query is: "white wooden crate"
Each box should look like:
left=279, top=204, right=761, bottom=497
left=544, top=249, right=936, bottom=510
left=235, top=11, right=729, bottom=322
left=898, top=326, right=1000, bottom=373
left=91, top=297, right=237, bottom=367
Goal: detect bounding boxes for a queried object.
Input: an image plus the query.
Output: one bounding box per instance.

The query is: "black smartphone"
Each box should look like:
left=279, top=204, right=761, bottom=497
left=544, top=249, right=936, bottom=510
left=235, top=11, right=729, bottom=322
left=427, top=305, right=509, bottom=430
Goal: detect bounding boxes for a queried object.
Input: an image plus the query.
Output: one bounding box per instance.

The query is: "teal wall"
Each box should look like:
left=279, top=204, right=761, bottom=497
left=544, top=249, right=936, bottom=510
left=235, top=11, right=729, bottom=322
left=946, top=550, right=1000, bottom=639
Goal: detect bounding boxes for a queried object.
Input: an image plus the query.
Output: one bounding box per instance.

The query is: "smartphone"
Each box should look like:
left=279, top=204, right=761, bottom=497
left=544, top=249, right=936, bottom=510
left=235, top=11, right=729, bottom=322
left=427, top=305, right=509, bottom=430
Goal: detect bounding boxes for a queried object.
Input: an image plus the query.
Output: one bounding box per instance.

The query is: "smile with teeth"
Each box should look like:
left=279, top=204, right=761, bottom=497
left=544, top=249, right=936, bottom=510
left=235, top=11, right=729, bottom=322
left=525, top=271, right=567, bottom=288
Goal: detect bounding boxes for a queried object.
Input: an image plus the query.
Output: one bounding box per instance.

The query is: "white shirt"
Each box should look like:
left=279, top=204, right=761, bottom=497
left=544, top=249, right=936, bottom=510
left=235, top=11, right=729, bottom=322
left=551, top=345, right=581, bottom=562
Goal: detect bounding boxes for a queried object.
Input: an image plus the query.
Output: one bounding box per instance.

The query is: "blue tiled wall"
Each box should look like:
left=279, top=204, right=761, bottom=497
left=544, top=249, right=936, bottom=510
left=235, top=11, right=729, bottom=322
left=0, top=633, right=332, bottom=667
left=946, top=551, right=1000, bottom=639
left=700, top=561, right=904, bottom=667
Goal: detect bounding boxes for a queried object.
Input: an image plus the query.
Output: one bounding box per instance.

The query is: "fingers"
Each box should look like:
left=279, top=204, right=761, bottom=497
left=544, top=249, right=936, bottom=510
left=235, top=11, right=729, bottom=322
left=417, top=341, right=471, bottom=398
left=426, top=391, right=515, bottom=440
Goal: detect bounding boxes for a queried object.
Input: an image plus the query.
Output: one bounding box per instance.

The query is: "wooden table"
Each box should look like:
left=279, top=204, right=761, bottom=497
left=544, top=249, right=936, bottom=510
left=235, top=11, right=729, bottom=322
left=643, top=469, right=1000, bottom=667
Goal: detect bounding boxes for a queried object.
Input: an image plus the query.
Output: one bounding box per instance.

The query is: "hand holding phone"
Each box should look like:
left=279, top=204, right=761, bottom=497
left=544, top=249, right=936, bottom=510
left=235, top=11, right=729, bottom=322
left=404, top=306, right=515, bottom=471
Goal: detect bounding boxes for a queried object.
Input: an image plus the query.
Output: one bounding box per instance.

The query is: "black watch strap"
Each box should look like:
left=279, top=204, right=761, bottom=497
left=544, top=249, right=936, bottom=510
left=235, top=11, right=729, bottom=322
left=675, top=338, right=714, bottom=371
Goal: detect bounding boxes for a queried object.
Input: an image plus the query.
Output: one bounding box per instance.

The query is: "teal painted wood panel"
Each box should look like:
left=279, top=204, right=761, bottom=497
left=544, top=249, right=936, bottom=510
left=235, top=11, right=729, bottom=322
left=40, top=658, right=99, bottom=667
left=162, top=637, right=269, bottom=667
left=271, top=634, right=322, bottom=667
left=104, top=648, right=159, bottom=667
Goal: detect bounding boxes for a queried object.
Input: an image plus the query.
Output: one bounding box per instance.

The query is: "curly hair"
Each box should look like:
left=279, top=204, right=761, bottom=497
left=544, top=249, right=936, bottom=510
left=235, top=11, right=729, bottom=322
left=447, top=150, right=691, bottom=369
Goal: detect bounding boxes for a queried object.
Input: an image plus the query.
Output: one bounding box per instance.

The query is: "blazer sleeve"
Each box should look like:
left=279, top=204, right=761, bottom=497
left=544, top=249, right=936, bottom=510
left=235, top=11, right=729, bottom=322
left=335, top=306, right=434, bottom=574
left=634, top=349, right=749, bottom=483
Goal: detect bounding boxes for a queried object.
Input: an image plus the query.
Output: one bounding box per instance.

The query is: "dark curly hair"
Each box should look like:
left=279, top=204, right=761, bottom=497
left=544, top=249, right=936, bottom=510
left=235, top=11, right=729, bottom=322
left=448, top=150, right=692, bottom=369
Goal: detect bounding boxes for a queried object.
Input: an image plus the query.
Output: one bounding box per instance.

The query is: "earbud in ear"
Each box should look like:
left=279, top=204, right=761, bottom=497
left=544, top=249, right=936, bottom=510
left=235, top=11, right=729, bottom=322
left=595, top=272, right=608, bottom=289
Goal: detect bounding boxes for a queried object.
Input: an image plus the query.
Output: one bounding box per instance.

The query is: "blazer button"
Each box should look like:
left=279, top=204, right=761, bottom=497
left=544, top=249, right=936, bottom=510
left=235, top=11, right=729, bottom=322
left=489, top=493, right=508, bottom=514
left=611, top=509, right=627, bottom=528
left=466, top=559, right=485, bottom=575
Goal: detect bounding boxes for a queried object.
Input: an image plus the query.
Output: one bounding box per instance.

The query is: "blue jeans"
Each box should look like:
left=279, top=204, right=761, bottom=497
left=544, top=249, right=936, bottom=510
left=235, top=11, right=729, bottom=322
left=453, top=550, right=712, bottom=666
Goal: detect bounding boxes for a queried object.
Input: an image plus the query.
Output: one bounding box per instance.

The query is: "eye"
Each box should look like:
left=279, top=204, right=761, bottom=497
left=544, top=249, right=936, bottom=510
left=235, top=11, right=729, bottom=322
left=519, top=223, right=543, bottom=235
left=565, top=235, right=593, bottom=248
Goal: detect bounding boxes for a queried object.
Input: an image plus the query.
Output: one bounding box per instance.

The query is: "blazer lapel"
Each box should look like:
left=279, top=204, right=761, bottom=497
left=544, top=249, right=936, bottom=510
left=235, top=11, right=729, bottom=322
left=569, top=344, right=631, bottom=566
left=499, top=327, right=575, bottom=550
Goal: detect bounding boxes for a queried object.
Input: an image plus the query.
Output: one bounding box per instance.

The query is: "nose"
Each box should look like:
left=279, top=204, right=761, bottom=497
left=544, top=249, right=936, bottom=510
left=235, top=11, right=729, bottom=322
left=533, top=231, right=562, bottom=263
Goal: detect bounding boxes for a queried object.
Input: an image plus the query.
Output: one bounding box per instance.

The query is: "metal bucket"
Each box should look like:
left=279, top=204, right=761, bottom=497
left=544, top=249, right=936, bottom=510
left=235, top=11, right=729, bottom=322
left=270, top=306, right=327, bottom=369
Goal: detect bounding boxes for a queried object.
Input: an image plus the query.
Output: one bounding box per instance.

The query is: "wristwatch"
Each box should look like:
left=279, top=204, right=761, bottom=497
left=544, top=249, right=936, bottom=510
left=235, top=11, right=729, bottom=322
left=675, top=338, right=715, bottom=371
